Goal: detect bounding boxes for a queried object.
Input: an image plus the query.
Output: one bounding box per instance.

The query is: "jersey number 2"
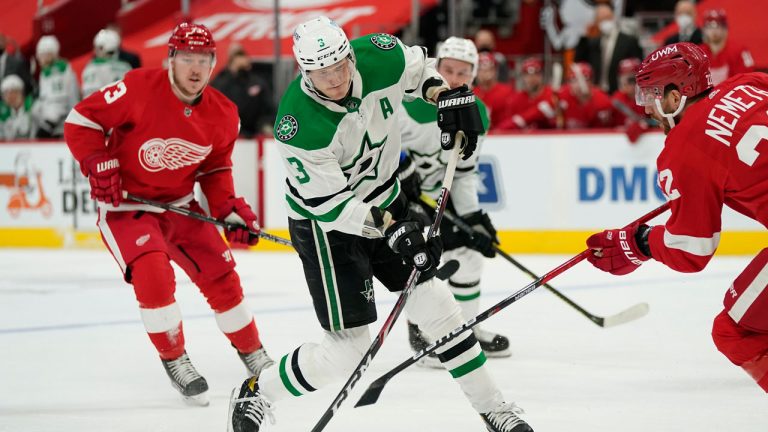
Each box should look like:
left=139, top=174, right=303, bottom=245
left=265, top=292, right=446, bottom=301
left=735, top=124, right=768, bottom=166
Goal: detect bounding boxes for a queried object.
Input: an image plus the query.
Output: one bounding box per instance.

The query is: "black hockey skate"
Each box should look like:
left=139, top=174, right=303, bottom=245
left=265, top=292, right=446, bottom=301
left=237, top=347, right=275, bottom=378
left=407, top=321, right=442, bottom=369
left=162, top=351, right=209, bottom=406
left=228, top=377, right=275, bottom=432
left=475, top=328, right=512, bottom=358
left=481, top=402, right=534, bottom=432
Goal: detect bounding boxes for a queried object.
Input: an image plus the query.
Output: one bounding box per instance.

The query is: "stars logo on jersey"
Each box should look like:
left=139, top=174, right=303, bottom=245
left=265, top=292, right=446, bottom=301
left=138, top=138, right=212, bottom=172
left=342, top=131, right=387, bottom=190
left=276, top=114, right=299, bottom=141
left=370, top=34, right=397, bottom=50
left=360, top=279, right=375, bottom=303
left=408, top=147, right=444, bottom=188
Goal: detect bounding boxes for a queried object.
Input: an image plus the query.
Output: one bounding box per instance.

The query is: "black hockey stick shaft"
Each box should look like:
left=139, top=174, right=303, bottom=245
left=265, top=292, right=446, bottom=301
left=310, top=141, right=464, bottom=432
left=355, top=201, right=670, bottom=407
left=122, top=192, right=293, bottom=247
left=420, top=194, right=636, bottom=327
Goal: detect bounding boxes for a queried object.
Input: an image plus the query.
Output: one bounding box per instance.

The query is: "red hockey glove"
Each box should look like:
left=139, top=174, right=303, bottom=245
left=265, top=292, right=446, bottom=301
left=218, top=197, right=260, bottom=246
left=81, top=153, right=122, bottom=205
left=586, top=224, right=651, bottom=275
left=625, top=120, right=648, bottom=144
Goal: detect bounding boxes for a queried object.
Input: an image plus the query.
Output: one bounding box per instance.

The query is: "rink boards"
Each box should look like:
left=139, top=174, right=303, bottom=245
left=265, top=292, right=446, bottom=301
left=1, top=131, right=764, bottom=253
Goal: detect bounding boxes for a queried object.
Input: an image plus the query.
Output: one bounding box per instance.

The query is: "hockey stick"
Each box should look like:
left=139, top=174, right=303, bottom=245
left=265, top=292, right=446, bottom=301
left=420, top=194, right=649, bottom=328
left=355, top=201, right=670, bottom=407
left=122, top=192, right=292, bottom=247
left=309, top=140, right=465, bottom=432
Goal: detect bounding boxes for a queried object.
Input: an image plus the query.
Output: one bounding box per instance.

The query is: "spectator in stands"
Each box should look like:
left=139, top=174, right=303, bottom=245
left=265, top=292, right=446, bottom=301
left=611, top=58, right=651, bottom=143
left=0, top=33, right=33, bottom=95
left=211, top=44, right=275, bottom=137
left=699, top=9, right=754, bottom=86
left=495, top=57, right=555, bottom=131
left=81, top=29, right=132, bottom=97
left=664, top=0, right=703, bottom=46
left=106, top=23, right=142, bottom=69
left=474, top=29, right=510, bottom=82
left=574, top=2, right=643, bottom=94
left=473, top=52, right=516, bottom=131
left=32, top=36, right=80, bottom=138
left=0, top=75, right=36, bottom=140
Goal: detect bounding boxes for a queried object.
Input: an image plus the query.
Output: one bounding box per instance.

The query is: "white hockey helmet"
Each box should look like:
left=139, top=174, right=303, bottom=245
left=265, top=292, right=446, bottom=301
left=93, top=29, right=121, bottom=57
left=292, top=16, right=352, bottom=72
left=1, top=74, right=24, bottom=93
left=36, top=35, right=60, bottom=57
left=437, top=37, right=479, bottom=78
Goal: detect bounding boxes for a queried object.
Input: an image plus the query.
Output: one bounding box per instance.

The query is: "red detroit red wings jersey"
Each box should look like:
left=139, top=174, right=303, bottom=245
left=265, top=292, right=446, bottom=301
left=64, top=68, right=239, bottom=204
left=558, top=85, right=614, bottom=129
left=649, top=73, right=768, bottom=272
left=700, top=41, right=755, bottom=86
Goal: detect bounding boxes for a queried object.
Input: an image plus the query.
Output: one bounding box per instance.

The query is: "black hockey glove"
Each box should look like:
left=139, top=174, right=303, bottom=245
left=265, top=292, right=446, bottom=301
left=461, top=210, right=499, bottom=258
left=397, top=153, right=423, bottom=203
left=436, top=85, right=483, bottom=161
left=386, top=220, right=442, bottom=277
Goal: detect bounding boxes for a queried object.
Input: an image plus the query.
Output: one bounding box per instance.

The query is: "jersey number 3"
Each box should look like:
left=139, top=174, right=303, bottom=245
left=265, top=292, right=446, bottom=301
left=102, top=81, right=127, bottom=104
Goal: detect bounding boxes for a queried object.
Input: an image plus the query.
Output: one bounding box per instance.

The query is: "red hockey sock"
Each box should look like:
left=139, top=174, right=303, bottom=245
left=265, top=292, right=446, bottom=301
left=226, top=319, right=262, bottom=354
left=743, top=354, right=768, bottom=392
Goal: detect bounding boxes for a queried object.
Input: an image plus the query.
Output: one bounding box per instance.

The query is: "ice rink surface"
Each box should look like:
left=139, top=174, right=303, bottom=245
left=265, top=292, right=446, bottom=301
left=1, top=249, right=766, bottom=432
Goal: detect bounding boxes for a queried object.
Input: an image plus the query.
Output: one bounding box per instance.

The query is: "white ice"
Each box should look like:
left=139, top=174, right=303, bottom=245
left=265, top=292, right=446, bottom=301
left=1, top=249, right=766, bottom=432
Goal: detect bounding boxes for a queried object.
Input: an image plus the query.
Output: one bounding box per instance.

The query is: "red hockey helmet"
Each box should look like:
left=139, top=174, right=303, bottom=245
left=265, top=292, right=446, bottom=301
left=520, top=57, right=543, bottom=75
left=618, top=58, right=641, bottom=76
left=168, top=22, right=216, bottom=57
left=567, top=62, right=593, bottom=81
left=703, top=9, right=728, bottom=28
left=635, top=42, right=712, bottom=107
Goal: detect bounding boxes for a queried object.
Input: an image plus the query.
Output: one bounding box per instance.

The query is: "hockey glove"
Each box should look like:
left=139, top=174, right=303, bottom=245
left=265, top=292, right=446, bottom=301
left=81, top=153, right=122, bottom=205
left=586, top=224, right=652, bottom=275
left=436, top=85, right=483, bottom=160
left=462, top=210, right=499, bottom=258
left=397, top=152, right=423, bottom=203
left=217, top=197, right=261, bottom=246
left=385, top=220, right=442, bottom=276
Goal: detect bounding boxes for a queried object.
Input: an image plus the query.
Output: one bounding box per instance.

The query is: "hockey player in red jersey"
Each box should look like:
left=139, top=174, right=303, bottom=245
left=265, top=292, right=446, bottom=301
left=699, top=9, right=754, bottom=86
left=63, top=23, right=274, bottom=405
left=611, top=58, right=651, bottom=143
left=500, top=62, right=613, bottom=130
left=586, top=42, right=768, bottom=392
left=495, top=57, right=556, bottom=131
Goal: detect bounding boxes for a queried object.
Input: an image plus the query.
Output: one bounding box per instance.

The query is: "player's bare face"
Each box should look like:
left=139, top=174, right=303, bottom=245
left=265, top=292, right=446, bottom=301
left=172, top=51, right=214, bottom=99
left=308, top=59, right=352, bottom=101
left=522, top=72, right=543, bottom=93
left=438, top=58, right=474, bottom=89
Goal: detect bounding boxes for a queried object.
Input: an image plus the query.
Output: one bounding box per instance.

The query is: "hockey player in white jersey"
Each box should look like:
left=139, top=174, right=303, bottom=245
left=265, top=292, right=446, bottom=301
left=31, top=35, right=80, bottom=138
left=398, top=37, right=510, bottom=364
left=81, top=29, right=132, bottom=97
left=229, top=16, right=533, bottom=432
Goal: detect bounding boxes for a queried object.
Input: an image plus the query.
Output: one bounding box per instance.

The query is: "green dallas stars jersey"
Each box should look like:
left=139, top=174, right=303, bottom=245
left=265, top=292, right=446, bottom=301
left=274, top=34, right=445, bottom=235
left=397, top=96, right=490, bottom=216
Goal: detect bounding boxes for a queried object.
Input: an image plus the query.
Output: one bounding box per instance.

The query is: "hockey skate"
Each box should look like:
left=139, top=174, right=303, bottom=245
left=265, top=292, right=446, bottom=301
left=475, top=327, right=511, bottom=358
left=161, top=351, right=209, bottom=406
left=228, top=376, right=275, bottom=432
left=237, top=347, right=275, bottom=378
left=480, top=401, right=533, bottom=432
left=407, top=321, right=443, bottom=369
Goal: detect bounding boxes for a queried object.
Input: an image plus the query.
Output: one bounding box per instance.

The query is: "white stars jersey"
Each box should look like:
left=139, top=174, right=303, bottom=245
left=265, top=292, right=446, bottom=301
left=274, top=34, right=445, bottom=235
left=397, top=96, right=490, bottom=216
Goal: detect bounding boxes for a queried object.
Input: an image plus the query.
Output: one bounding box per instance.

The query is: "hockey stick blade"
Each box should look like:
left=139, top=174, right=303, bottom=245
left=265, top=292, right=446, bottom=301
left=354, top=373, right=391, bottom=407
left=435, top=259, right=459, bottom=281
left=600, top=302, right=649, bottom=328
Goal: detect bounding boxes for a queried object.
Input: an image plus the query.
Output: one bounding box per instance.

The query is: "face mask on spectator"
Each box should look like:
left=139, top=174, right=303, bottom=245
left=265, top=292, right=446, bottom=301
left=675, top=14, right=693, bottom=31
left=598, top=20, right=615, bottom=35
